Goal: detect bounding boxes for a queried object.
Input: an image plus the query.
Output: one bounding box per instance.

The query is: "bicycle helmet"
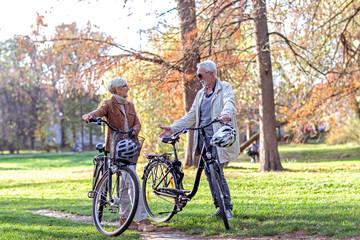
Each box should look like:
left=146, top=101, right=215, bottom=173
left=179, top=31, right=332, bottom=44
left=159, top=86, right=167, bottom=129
left=210, top=125, right=236, bottom=148
left=115, top=139, right=138, bottom=161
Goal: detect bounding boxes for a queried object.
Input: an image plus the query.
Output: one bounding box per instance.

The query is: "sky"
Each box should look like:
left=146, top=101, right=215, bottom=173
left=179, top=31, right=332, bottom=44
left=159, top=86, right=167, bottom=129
left=0, top=0, right=177, bottom=49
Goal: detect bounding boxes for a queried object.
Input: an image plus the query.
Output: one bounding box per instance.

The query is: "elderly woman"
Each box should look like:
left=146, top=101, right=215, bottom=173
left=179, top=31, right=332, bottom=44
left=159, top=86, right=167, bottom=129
left=82, top=77, right=155, bottom=232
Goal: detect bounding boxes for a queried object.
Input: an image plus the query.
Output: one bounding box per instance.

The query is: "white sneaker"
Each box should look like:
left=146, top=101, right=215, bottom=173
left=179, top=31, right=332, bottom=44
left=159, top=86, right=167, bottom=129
left=226, top=209, right=234, bottom=220
left=214, top=207, right=233, bottom=220
left=215, top=207, right=221, bottom=216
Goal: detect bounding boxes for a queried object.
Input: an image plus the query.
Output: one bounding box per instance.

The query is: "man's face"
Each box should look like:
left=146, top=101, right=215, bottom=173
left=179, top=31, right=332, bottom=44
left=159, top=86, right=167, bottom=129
left=197, top=67, right=212, bottom=88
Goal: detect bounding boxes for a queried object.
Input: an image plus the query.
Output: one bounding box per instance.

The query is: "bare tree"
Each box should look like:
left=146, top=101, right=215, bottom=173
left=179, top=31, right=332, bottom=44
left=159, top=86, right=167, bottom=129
left=253, top=0, right=283, bottom=171
left=177, top=0, right=202, bottom=165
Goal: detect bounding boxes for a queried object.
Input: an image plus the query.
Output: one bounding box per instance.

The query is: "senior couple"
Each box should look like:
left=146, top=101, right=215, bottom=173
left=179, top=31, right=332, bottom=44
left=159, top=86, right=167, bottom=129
left=82, top=60, right=240, bottom=232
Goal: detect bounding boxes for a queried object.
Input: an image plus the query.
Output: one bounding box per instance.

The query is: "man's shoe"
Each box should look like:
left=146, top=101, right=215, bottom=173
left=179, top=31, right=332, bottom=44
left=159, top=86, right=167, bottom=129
left=138, top=219, right=156, bottom=232
left=226, top=209, right=234, bottom=220
left=120, top=219, right=138, bottom=230
left=215, top=207, right=221, bottom=216
left=215, top=208, right=234, bottom=220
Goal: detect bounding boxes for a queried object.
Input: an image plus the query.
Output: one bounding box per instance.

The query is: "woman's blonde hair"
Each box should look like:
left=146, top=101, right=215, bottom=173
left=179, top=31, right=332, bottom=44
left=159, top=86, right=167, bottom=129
left=107, top=77, right=127, bottom=94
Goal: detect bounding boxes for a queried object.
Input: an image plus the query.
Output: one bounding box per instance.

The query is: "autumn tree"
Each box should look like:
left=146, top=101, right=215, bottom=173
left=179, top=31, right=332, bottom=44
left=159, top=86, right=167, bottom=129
left=0, top=38, right=49, bottom=153
left=193, top=0, right=359, bottom=169
left=18, top=0, right=359, bottom=162
left=18, top=18, right=113, bottom=150
left=267, top=0, right=360, bottom=141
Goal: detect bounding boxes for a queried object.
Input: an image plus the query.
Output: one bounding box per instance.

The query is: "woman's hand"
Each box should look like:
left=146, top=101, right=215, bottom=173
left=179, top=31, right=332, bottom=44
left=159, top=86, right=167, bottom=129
left=159, top=126, right=172, bottom=138
left=82, top=114, right=93, bottom=123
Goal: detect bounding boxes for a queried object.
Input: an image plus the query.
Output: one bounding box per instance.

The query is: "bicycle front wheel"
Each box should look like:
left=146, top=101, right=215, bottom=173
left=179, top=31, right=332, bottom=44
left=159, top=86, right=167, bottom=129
left=92, top=166, right=139, bottom=236
left=209, top=164, right=230, bottom=230
left=142, top=160, right=178, bottom=222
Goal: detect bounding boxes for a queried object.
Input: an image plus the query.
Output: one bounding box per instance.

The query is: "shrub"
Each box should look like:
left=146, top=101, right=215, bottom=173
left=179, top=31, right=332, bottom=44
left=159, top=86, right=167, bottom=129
left=325, top=117, right=360, bottom=145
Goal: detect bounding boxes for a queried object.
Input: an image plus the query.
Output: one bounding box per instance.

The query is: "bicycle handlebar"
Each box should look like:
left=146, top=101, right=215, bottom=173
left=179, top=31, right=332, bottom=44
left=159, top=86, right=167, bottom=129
left=88, top=117, right=134, bottom=134
left=172, top=117, right=230, bottom=138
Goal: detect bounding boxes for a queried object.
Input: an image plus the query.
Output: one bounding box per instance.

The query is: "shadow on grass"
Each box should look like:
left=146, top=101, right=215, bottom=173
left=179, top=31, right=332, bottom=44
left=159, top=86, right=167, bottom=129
left=0, top=152, right=97, bottom=170
left=0, top=210, right=139, bottom=240
left=279, top=146, right=360, bottom=163
left=172, top=202, right=360, bottom=238
left=0, top=178, right=90, bottom=190
left=224, top=165, right=258, bottom=171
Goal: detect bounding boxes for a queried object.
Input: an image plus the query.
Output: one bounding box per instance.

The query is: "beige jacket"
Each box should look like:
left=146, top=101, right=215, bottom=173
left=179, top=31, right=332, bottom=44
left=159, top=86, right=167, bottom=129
left=169, top=80, right=240, bottom=163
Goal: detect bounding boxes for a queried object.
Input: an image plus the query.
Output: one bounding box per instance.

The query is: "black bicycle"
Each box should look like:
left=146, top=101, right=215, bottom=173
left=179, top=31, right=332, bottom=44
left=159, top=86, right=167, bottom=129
left=142, top=118, right=231, bottom=229
left=86, top=117, right=140, bottom=236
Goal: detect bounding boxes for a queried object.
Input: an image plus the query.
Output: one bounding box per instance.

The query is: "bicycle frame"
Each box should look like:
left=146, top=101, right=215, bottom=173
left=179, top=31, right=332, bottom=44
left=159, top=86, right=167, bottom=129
left=147, top=118, right=227, bottom=204
left=177, top=126, right=221, bottom=200
left=88, top=117, right=134, bottom=200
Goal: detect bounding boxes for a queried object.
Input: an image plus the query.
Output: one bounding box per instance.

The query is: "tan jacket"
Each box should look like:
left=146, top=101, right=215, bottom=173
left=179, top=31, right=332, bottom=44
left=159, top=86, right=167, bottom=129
left=89, top=96, right=141, bottom=151
left=169, top=80, right=240, bottom=163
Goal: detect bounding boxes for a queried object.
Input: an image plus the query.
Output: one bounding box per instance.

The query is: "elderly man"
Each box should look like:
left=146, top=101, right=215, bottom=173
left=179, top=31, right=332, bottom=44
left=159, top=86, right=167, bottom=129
left=159, top=60, right=240, bottom=220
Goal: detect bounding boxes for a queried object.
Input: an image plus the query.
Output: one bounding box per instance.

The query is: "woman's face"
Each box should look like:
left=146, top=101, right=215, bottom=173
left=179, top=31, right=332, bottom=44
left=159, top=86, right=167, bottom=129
left=115, top=84, right=129, bottom=98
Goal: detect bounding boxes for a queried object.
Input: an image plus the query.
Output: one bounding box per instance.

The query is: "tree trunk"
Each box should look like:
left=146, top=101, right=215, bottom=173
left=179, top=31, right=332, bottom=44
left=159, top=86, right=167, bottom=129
left=81, top=122, right=85, bottom=150
left=177, top=0, right=202, bottom=166
left=60, top=118, right=66, bottom=151
left=253, top=0, right=283, bottom=171
left=89, top=127, right=93, bottom=150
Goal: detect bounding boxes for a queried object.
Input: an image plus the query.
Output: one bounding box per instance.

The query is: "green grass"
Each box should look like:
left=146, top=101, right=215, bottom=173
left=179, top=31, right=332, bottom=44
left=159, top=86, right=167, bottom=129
left=0, top=152, right=139, bottom=239
left=1, top=144, right=360, bottom=239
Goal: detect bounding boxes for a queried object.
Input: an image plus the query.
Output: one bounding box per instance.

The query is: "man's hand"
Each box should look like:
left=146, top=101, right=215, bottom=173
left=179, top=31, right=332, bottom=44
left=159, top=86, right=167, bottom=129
left=82, top=114, right=93, bottom=123
left=220, top=115, right=231, bottom=122
left=159, top=126, right=172, bottom=138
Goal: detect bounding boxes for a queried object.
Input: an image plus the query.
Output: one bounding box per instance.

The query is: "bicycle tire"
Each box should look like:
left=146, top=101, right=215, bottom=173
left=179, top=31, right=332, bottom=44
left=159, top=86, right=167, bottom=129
left=208, top=164, right=230, bottom=230
left=142, top=160, right=178, bottom=222
left=92, top=166, right=139, bottom=236
left=94, top=165, right=105, bottom=222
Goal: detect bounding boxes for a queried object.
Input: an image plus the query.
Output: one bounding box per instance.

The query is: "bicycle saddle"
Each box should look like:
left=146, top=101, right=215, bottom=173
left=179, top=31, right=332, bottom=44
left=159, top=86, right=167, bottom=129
left=162, top=136, right=179, bottom=143
left=96, top=143, right=105, bottom=152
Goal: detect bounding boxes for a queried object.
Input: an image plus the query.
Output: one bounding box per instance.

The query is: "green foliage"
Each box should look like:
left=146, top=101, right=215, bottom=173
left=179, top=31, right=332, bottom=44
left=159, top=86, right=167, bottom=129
left=325, top=117, right=360, bottom=145
left=0, top=38, right=50, bottom=153
left=1, top=144, right=360, bottom=239
left=123, top=69, right=186, bottom=162
left=62, top=91, right=103, bottom=149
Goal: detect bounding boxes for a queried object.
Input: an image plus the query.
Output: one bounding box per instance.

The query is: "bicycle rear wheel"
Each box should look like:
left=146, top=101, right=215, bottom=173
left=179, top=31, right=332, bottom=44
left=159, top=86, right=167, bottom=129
left=209, top=164, right=230, bottom=230
left=142, top=160, right=178, bottom=222
left=93, top=166, right=139, bottom=236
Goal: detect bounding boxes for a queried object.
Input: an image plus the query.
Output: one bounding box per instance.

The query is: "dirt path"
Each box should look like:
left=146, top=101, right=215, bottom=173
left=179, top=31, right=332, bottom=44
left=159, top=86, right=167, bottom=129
left=31, top=209, right=360, bottom=240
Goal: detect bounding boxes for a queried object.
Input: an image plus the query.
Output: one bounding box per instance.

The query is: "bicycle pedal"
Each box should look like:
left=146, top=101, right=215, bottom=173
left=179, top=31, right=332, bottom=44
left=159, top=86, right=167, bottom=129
left=158, top=211, right=172, bottom=215
left=179, top=196, right=190, bottom=201
left=87, top=191, right=95, bottom=198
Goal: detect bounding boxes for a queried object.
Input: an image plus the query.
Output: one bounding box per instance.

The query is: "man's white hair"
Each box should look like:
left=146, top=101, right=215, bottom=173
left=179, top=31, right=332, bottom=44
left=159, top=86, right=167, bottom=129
left=107, top=77, right=127, bottom=94
left=197, top=60, right=217, bottom=77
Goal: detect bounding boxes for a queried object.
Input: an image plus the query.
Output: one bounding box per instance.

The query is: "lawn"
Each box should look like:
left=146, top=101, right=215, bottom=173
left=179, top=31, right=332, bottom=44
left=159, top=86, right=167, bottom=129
left=0, top=143, right=360, bottom=239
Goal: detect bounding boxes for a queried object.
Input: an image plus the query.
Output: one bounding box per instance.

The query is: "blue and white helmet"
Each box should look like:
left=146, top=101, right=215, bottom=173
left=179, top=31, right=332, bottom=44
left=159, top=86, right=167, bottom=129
left=210, top=125, right=236, bottom=148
